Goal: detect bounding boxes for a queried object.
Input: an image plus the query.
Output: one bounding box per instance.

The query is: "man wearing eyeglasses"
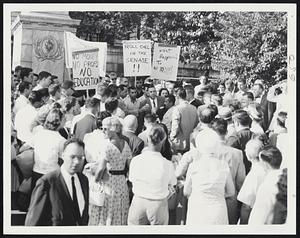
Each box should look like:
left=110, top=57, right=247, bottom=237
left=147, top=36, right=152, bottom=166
left=25, top=138, right=89, bottom=226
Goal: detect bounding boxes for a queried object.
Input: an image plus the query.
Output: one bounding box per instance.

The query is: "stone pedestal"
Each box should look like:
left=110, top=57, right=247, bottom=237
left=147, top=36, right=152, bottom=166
left=11, top=11, right=81, bottom=82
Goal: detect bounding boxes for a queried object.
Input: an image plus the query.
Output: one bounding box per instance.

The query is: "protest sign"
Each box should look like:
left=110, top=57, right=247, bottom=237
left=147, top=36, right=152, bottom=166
left=64, top=31, right=107, bottom=77
left=151, top=43, right=181, bottom=81
left=123, top=40, right=152, bottom=77
left=72, top=49, right=101, bottom=90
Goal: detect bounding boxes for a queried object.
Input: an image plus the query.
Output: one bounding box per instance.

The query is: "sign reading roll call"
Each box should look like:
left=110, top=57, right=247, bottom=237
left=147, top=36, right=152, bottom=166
left=122, top=40, right=152, bottom=77
left=72, top=49, right=101, bottom=90
left=151, top=43, right=181, bottom=81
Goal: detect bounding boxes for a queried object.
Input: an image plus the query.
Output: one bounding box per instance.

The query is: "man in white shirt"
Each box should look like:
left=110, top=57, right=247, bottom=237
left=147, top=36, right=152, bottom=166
left=234, top=78, right=248, bottom=102
left=128, top=125, right=177, bottom=225
left=138, top=113, right=157, bottom=146
left=248, top=146, right=283, bottom=225
left=14, top=91, right=43, bottom=145
left=162, top=94, right=176, bottom=134
left=13, top=81, right=32, bottom=114
left=32, top=71, right=52, bottom=91
left=25, top=138, right=89, bottom=226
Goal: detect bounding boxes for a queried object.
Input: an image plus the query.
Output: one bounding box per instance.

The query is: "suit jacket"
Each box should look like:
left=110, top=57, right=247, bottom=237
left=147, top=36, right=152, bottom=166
left=226, top=128, right=253, bottom=175
left=170, top=101, right=199, bottom=152
left=123, top=131, right=144, bottom=158
left=25, top=169, right=89, bottom=226
left=143, top=96, right=165, bottom=112
left=74, top=114, right=97, bottom=141
left=260, top=93, right=276, bottom=131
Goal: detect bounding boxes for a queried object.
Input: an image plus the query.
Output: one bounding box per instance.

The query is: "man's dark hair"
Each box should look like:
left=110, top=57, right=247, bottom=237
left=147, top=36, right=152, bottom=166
left=147, top=84, right=155, bottom=90
left=233, top=109, right=252, bottom=127
left=177, top=87, right=187, bottom=99
left=102, top=87, right=112, bottom=98
left=143, top=83, right=152, bottom=91
left=128, top=86, right=137, bottom=92
left=198, top=106, right=216, bottom=124
left=211, top=118, right=228, bottom=136
left=144, top=113, right=157, bottom=123
left=28, top=91, right=43, bottom=105
left=118, top=84, right=128, bottom=91
left=38, top=71, right=52, bottom=81
left=184, top=84, right=194, bottom=94
left=105, top=98, right=119, bottom=113
left=85, top=97, right=100, bottom=109
left=18, top=81, right=31, bottom=93
left=207, top=104, right=218, bottom=118
left=37, top=88, right=49, bottom=98
left=20, top=67, right=32, bottom=80
left=165, top=94, right=176, bottom=105
left=48, top=84, right=61, bottom=96
left=243, top=91, right=254, bottom=101
left=15, top=65, right=22, bottom=72
left=63, top=137, right=85, bottom=151
left=260, top=145, right=282, bottom=169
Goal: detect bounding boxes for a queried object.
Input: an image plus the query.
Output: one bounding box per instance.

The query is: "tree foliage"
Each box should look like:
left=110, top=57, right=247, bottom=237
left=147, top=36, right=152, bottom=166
left=69, top=11, right=287, bottom=86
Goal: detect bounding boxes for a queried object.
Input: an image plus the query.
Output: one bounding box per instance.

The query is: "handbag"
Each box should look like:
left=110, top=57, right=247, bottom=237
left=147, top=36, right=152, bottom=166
left=89, top=181, right=105, bottom=207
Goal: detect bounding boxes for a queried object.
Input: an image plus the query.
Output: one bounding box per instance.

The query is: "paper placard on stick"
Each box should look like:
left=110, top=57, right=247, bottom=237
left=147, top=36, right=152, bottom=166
left=72, top=49, right=101, bottom=90
left=122, top=40, right=152, bottom=77
left=151, top=43, right=181, bottom=81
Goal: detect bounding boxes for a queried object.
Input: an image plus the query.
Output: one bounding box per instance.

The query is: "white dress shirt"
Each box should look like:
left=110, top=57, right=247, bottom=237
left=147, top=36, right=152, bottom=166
left=149, top=97, right=158, bottom=109
left=14, top=104, right=38, bottom=144
left=13, top=94, right=30, bottom=114
left=248, top=169, right=282, bottom=224
left=129, top=150, right=177, bottom=200
left=237, top=162, right=267, bottom=208
left=60, top=165, right=85, bottom=216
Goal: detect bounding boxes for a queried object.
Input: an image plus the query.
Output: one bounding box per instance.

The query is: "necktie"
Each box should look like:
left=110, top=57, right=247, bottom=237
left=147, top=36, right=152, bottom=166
left=71, top=176, right=81, bottom=225
left=152, top=99, right=156, bottom=107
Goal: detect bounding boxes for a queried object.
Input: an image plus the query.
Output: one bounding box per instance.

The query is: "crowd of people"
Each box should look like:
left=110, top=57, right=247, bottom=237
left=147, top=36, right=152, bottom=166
left=10, top=65, right=288, bottom=226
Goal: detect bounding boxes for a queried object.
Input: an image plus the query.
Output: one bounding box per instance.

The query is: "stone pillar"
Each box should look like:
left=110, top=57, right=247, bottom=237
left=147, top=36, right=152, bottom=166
left=11, top=11, right=81, bottom=82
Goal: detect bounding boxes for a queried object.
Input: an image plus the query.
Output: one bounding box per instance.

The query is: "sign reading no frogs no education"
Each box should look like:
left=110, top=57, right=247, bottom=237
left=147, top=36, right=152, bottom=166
left=151, top=43, right=181, bottom=81
left=123, top=40, right=152, bottom=77
left=72, top=49, right=101, bottom=90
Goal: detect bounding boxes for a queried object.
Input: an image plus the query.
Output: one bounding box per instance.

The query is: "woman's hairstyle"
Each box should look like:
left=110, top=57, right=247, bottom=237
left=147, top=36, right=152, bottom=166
left=148, top=124, right=166, bottom=146
left=102, top=116, right=123, bottom=135
left=259, top=145, right=282, bottom=169
left=158, top=87, right=169, bottom=97
left=158, top=123, right=172, bottom=160
left=44, top=108, right=63, bottom=131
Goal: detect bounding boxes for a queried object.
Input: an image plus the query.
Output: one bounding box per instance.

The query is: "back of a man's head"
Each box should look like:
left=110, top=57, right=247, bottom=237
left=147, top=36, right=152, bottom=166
left=198, top=106, right=216, bottom=124
left=144, top=113, right=157, bottom=124
left=211, top=118, right=228, bottom=136
left=38, top=71, right=51, bottom=81
left=148, top=125, right=166, bottom=146
left=85, top=97, right=100, bottom=109
left=233, top=109, right=252, bottom=127
left=18, top=81, right=32, bottom=94
left=20, top=67, right=32, bottom=80
left=104, top=98, right=118, bottom=113
left=259, top=145, right=282, bottom=169
left=177, top=87, right=187, bottom=100
left=123, top=115, right=138, bottom=132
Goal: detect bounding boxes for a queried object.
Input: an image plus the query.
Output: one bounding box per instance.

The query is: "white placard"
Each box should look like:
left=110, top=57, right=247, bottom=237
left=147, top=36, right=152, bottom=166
left=122, top=40, right=152, bottom=76
left=151, top=43, right=181, bottom=81
left=72, top=49, right=101, bottom=90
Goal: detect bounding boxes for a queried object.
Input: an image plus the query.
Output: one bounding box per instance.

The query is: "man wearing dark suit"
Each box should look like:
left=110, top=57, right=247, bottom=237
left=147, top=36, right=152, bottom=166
left=252, top=83, right=276, bottom=131
left=226, top=110, right=253, bottom=175
left=25, top=138, right=89, bottom=226
left=74, top=98, right=100, bottom=141
left=142, top=84, right=165, bottom=115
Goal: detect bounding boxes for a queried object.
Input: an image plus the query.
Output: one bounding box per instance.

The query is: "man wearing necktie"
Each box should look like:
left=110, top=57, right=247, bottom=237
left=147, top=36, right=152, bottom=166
left=25, top=138, right=89, bottom=226
left=144, top=84, right=165, bottom=115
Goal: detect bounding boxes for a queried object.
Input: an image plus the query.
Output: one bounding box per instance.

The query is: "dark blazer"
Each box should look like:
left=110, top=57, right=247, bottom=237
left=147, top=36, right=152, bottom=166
left=123, top=131, right=144, bottom=158
left=260, top=93, right=276, bottom=131
left=25, top=169, right=89, bottom=226
left=143, top=96, right=165, bottom=111
left=74, top=114, right=97, bottom=141
left=226, top=128, right=253, bottom=175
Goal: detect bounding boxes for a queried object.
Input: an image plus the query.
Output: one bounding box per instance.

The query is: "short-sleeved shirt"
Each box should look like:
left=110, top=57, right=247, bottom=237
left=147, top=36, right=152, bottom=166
left=248, top=169, right=282, bottom=224
left=129, top=150, right=177, bottom=200
left=237, top=162, right=267, bottom=207
left=32, top=128, right=66, bottom=174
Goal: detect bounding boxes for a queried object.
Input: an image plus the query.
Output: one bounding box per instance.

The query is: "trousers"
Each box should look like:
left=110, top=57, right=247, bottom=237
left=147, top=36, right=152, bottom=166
left=128, top=196, right=169, bottom=225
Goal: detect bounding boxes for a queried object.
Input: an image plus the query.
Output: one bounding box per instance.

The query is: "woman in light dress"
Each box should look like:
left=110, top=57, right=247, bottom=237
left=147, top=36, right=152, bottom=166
left=184, top=131, right=235, bottom=225
left=88, top=117, right=132, bottom=225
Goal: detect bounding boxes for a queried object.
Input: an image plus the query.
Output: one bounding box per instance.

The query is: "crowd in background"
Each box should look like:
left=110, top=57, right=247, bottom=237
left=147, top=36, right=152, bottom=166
left=10, top=65, right=288, bottom=226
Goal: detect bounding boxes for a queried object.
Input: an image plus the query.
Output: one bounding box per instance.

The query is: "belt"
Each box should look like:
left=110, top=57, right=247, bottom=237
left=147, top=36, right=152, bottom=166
left=109, top=169, right=127, bottom=175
